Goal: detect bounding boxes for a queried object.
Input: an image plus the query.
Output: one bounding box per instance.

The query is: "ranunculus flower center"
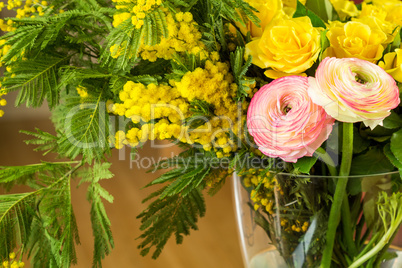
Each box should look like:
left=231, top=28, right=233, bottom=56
left=308, top=57, right=400, bottom=129
left=247, top=76, right=335, bottom=163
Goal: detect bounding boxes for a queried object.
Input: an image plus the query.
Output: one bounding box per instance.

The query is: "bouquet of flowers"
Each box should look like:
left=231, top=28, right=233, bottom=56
left=1, top=0, right=402, bottom=267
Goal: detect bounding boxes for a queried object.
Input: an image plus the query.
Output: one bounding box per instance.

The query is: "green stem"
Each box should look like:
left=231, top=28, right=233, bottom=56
left=333, top=243, right=348, bottom=268
left=320, top=123, right=354, bottom=268
left=349, top=218, right=402, bottom=268
left=355, top=214, right=365, bottom=248
left=359, top=228, right=372, bottom=251
left=342, top=193, right=358, bottom=256
left=355, top=232, right=381, bottom=260
left=315, top=147, right=338, bottom=176
left=373, top=226, right=401, bottom=268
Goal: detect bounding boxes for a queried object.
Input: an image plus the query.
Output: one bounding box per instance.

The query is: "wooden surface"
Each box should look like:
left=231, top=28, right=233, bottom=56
left=0, top=118, right=244, bottom=268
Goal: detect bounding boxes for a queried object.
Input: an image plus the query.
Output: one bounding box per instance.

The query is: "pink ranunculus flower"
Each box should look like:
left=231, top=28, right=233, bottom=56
left=247, top=76, right=335, bottom=163
left=308, top=57, right=400, bottom=129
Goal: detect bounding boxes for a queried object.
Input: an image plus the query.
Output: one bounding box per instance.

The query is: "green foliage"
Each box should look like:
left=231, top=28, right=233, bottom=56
left=101, top=19, right=144, bottom=73
left=164, top=0, right=199, bottom=11
left=384, top=144, right=402, bottom=169
left=319, top=29, right=330, bottom=61
left=137, top=187, right=206, bottom=259
left=0, top=162, right=71, bottom=191
left=2, top=54, right=71, bottom=108
left=56, top=92, right=111, bottom=164
left=142, top=9, right=169, bottom=47
left=304, top=0, right=333, bottom=23
left=193, top=0, right=258, bottom=51
left=166, top=53, right=204, bottom=81
left=383, top=111, right=402, bottom=129
left=230, top=47, right=254, bottom=100
left=185, top=99, right=214, bottom=129
left=353, top=126, right=370, bottom=154
left=58, top=67, right=112, bottom=88
left=350, top=147, right=395, bottom=175
left=0, top=193, right=36, bottom=260
left=147, top=155, right=211, bottom=198
left=138, top=152, right=213, bottom=258
left=130, top=58, right=170, bottom=77
left=294, top=0, right=327, bottom=28
left=21, top=129, right=59, bottom=156
left=214, top=0, right=259, bottom=27
left=102, top=7, right=168, bottom=73
left=38, top=179, right=80, bottom=268
left=109, top=74, right=159, bottom=95
left=0, top=163, right=82, bottom=267
left=79, top=163, right=114, bottom=268
left=391, top=129, right=402, bottom=165
left=293, top=156, right=318, bottom=174
left=1, top=10, right=112, bottom=65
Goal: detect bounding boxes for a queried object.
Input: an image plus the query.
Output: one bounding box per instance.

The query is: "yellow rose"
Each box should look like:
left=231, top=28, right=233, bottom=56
left=360, top=3, right=387, bottom=21
left=358, top=3, right=399, bottom=43
left=378, top=49, right=402, bottom=82
left=234, top=0, right=283, bottom=38
left=324, top=19, right=387, bottom=63
left=245, top=13, right=321, bottom=79
left=330, top=0, right=359, bottom=20
left=371, top=0, right=402, bottom=26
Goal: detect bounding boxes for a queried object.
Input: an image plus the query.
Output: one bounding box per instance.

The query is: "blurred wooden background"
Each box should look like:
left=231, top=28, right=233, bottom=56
left=0, top=97, right=244, bottom=267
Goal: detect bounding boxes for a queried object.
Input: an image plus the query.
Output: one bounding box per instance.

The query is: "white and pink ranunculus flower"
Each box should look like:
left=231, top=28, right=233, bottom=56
left=308, top=57, right=400, bottom=129
left=247, top=76, right=335, bottom=163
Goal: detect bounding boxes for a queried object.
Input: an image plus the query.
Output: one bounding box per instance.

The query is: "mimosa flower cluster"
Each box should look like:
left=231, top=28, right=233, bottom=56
left=139, top=11, right=207, bottom=62
left=1, top=252, right=24, bottom=268
left=112, top=56, right=255, bottom=156
left=110, top=2, right=207, bottom=61
left=2, top=0, right=50, bottom=22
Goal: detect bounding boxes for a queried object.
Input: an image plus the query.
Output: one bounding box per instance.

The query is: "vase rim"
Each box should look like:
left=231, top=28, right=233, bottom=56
left=274, top=170, right=400, bottom=179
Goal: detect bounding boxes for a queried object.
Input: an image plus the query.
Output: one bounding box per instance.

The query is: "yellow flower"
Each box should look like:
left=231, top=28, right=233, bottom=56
left=245, top=13, right=321, bottom=78
left=330, top=0, right=359, bottom=20
left=76, top=85, right=88, bottom=98
left=281, top=0, right=306, bottom=15
left=235, top=0, right=283, bottom=38
left=112, top=12, right=131, bottom=28
left=358, top=3, right=398, bottom=43
left=324, top=19, right=387, bottom=63
left=378, top=49, right=402, bottom=83
left=371, top=0, right=402, bottom=26
left=360, top=3, right=387, bottom=21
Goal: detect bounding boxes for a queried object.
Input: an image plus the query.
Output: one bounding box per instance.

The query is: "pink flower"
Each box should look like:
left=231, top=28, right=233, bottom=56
left=308, top=57, right=400, bottom=129
left=247, top=76, right=335, bottom=163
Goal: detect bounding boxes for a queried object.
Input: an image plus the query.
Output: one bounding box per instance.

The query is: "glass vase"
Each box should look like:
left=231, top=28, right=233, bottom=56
left=233, top=171, right=402, bottom=268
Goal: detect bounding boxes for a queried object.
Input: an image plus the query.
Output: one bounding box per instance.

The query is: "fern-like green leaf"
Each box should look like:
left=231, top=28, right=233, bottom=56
left=43, top=180, right=80, bottom=267
left=24, top=164, right=82, bottom=268
left=1, top=54, right=71, bottom=108
left=138, top=152, right=215, bottom=258
left=0, top=162, right=72, bottom=191
left=56, top=92, right=111, bottom=163
left=21, top=128, right=59, bottom=155
left=101, top=19, right=145, bottom=73
left=102, top=5, right=169, bottom=73
left=230, top=46, right=254, bottom=100
left=137, top=188, right=206, bottom=259
left=0, top=193, right=36, bottom=260
left=80, top=162, right=114, bottom=268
